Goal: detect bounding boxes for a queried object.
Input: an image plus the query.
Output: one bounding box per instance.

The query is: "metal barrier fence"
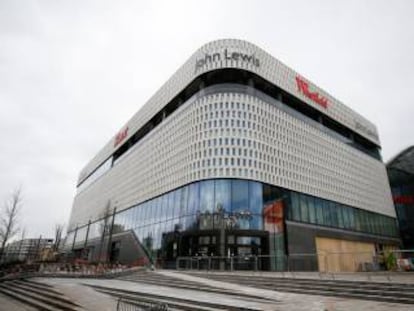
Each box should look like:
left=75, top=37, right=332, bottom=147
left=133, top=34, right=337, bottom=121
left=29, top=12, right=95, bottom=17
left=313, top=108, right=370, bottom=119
left=116, top=297, right=169, bottom=311
left=176, top=251, right=414, bottom=273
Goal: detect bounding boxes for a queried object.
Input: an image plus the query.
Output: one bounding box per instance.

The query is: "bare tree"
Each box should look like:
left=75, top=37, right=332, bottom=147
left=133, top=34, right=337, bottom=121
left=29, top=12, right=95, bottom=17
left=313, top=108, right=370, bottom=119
left=53, top=223, right=65, bottom=252
left=0, top=187, right=22, bottom=261
left=16, top=228, right=26, bottom=261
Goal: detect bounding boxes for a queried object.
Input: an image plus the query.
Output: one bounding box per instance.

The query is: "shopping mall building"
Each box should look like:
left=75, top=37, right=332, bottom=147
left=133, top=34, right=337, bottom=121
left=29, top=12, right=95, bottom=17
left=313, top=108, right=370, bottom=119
left=65, top=39, right=399, bottom=271
left=387, top=146, right=414, bottom=251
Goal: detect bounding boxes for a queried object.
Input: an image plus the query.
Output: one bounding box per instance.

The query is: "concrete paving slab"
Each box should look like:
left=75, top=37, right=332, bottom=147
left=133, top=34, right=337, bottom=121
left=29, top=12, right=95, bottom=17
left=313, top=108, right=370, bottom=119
left=35, top=278, right=118, bottom=311
left=0, top=292, right=37, bottom=311
left=35, top=275, right=414, bottom=311
left=159, top=270, right=414, bottom=311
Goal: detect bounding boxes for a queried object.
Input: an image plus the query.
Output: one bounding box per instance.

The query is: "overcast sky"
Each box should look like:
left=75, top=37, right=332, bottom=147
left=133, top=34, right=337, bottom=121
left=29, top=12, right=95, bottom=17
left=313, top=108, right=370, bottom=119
left=1, top=0, right=413, bottom=239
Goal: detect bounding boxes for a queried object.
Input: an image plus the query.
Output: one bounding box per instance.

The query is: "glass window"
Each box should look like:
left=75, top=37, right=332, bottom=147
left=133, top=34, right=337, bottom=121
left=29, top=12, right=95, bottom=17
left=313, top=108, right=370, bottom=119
left=361, top=210, right=368, bottom=232
left=215, top=179, right=231, bottom=213
left=74, top=226, right=87, bottom=244
left=180, top=185, right=189, bottom=218
left=166, top=191, right=175, bottom=220
left=354, top=209, right=362, bottom=231
left=152, top=197, right=160, bottom=224
left=126, top=208, right=134, bottom=230
left=231, top=180, right=249, bottom=213
left=322, top=200, right=331, bottom=225
left=186, top=213, right=198, bottom=230
left=142, top=202, right=149, bottom=226
left=173, top=188, right=182, bottom=219
left=234, top=213, right=251, bottom=229
left=373, top=214, right=380, bottom=235
left=114, top=211, right=125, bottom=232
left=329, top=202, right=338, bottom=227
left=188, top=182, right=200, bottom=215
left=134, top=205, right=142, bottom=228
left=315, top=198, right=324, bottom=225
left=290, top=192, right=300, bottom=221
left=308, top=196, right=316, bottom=224
left=250, top=214, right=263, bottom=230
left=336, top=205, right=344, bottom=228
left=124, top=208, right=132, bottom=230
left=88, top=220, right=101, bottom=240
left=342, top=206, right=349, bottom=229
left=349, top=208, right=356, bottom=230
left=132, top=206, right=139, bottom=229
left=200, top=180, right=215, bottom=213
left=249, top=181, right=263, bottom=215
left=299, top=194, right=309, bottom=223
left=146, top=201, right=154, bottom=225
left=161, top=193, right=169, bottom=222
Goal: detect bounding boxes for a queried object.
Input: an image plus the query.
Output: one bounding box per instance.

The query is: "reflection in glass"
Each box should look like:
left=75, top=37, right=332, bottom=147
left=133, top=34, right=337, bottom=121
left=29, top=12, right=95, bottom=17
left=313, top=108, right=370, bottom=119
left=249, top=181, right=263, bottom=214
left=188, top=183, right=200, bottom=215
left=215, top=179, right=231, bottom=212
left=200, top=180, right=215, bottom=213
left=232, top=180, right=248, bottom=212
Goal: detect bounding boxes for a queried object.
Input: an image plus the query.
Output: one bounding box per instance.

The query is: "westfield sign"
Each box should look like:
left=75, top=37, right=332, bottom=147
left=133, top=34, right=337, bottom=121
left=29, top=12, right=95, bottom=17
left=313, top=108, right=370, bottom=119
left=295, top=76, right=328, bottom=109
left=114, top=127, right=128, bottom=147
left=393, top=195, right=414, bottom=205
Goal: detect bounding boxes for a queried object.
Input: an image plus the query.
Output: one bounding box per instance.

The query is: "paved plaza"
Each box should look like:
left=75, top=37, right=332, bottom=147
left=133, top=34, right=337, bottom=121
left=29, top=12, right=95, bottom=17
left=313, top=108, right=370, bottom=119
left=36, top=271, right=414, bottom=311
left=1, top=270, right=414, bottom=310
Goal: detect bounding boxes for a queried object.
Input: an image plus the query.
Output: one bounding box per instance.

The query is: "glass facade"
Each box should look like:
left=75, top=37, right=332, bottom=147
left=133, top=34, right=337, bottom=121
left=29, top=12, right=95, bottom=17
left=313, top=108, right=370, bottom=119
left=66, top=179, right=399, bottom=267
left=388, top=167, right=414, bottom=249
left=287, top=190, right=398, bottom=237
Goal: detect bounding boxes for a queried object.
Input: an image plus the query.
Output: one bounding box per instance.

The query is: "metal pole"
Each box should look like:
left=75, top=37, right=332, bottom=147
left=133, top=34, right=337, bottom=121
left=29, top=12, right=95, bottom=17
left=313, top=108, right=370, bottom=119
left=84, top=220, right=91, bottom=249
left=106, top=207, right=117, bottom=263
left=71, top=227, right=78, bottom=253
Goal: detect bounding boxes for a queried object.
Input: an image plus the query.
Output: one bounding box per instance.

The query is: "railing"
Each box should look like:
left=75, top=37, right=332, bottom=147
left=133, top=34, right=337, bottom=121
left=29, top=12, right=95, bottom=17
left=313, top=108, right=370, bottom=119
left=176, top=250, right=414, bottom=273
left=116, top=297, right=169, bottom=311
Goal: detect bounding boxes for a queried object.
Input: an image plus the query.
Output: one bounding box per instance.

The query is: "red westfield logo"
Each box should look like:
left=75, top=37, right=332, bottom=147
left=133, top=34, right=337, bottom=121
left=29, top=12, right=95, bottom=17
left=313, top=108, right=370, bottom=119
left=393, top=195, right=414, bottom=205
left=114, top=127, right=128, bottom=147
left=295, top=76, right=328, bottom=109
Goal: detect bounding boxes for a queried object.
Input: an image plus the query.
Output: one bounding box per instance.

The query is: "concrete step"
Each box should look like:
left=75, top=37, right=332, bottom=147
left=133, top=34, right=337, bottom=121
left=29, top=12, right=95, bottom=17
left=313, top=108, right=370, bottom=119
left=0, top=283, right=79, bottom=310
left=189, top=273, right=414, bottom=289
left=102, top=290, right=221, bottom=311
left=0, top=286, right=62, bottom=311
left=88, top=284, right=261, bottom=311
left=118, top=273, right=278, bottom=303
left=7, top=280, right=79, bottom=306
left=17, top=279, right=64, bottom=294
left=120, top=275, right=216, bottom=288
left=206, top=275, right=414, bottom=294
left=196, top=274, right=414, bottom=304
left=119, top=277, right=276, bottom=303
left=261, top=285, right=414, bottom=305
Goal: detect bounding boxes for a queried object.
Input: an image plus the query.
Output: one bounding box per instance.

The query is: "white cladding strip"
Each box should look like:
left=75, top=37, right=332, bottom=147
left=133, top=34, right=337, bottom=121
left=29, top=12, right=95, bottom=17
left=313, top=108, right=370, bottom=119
left=77, top=39, right=380, bottom=185
left=69, top=89, right=394, bottom=231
